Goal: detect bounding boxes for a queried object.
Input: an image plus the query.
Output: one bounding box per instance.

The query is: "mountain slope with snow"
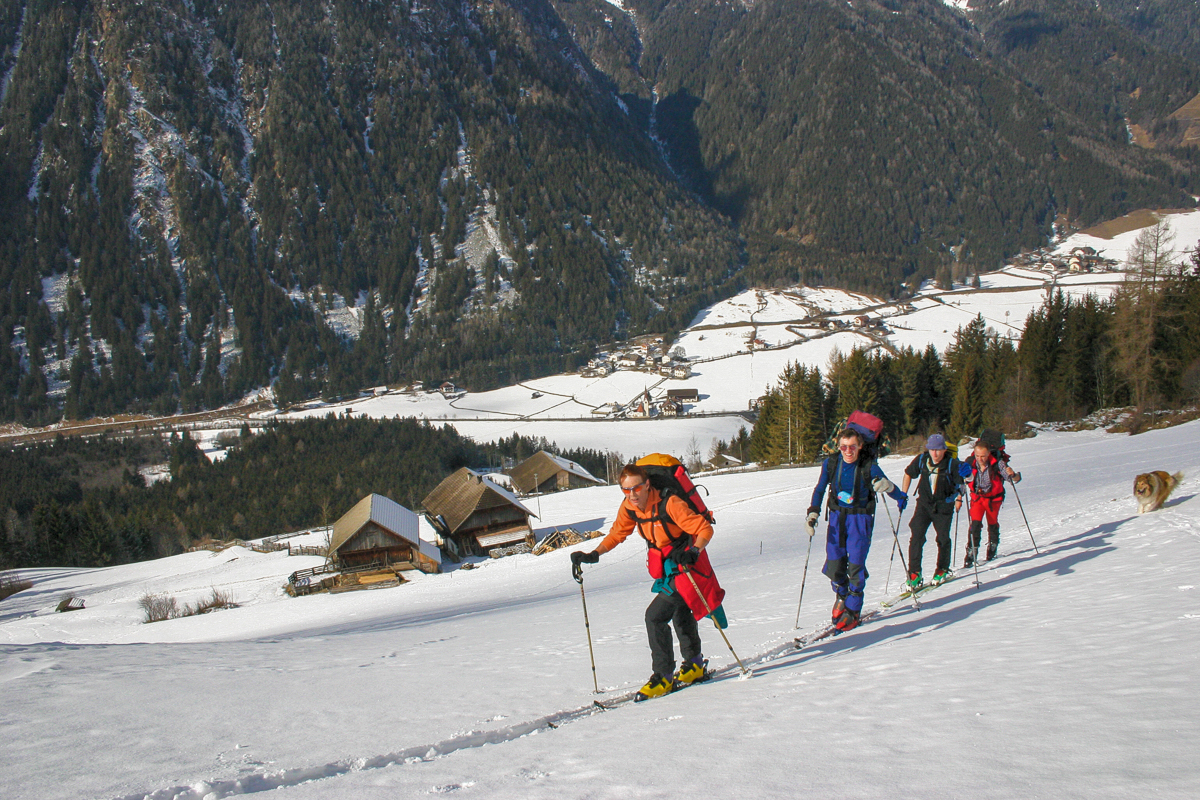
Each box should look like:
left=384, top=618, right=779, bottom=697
left=3, top=421, right=1198, bottom=799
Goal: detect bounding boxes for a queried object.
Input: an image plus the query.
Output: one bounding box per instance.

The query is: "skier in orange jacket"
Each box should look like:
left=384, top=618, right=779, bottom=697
left=572, top=463, right=724, bottom=700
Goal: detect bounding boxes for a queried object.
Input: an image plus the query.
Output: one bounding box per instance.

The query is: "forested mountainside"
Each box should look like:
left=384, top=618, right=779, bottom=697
left=0, top=0, right=738, bottom=423
left=1092, top=0, right=1200, bottom=65
left=560, top=0, right=1200, bottom=287
left=1, top=0, right=1198, bottom=425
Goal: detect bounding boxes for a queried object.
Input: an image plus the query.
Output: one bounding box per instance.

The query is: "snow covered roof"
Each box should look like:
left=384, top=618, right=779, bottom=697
left=329, top=493, right=440, bottom=563
left=422, top=468, right=537, bottom=535
left=508, top=451, right=604, bottom=493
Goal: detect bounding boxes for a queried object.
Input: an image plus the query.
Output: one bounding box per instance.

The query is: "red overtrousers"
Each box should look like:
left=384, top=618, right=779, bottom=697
left=968, top=493, right=1003, bottom=526
left=648, top=545, right=726, bottom=621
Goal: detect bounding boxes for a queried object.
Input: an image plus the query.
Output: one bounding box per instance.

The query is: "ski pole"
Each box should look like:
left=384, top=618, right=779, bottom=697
left=794, top=527, right=816, bottom=629
left=1007, top=479, right=1039, bottom=554
left=953, top=500, right=961, bottom=567
left=885, top=537, right=897, bottom=594
left=882, top=499, right=920, bottom=611
left=965, top=493, right=982, bottom=588
left=681, top=566, right=749, bottom=675
left=572, top=561, right=601, bottom=693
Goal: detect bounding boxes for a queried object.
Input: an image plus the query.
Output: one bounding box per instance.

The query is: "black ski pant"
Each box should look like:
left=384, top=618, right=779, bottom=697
left=966, top=520, right=1002, bottom=560
left=907, top=503, right=953, bottom=575
left=646, top=589, right=701, bottom=678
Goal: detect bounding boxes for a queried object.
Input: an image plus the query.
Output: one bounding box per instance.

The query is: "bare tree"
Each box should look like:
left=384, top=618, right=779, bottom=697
left=684, top=436, right=704, bottom=474
left=1112, top=219, right=1179, bottom=407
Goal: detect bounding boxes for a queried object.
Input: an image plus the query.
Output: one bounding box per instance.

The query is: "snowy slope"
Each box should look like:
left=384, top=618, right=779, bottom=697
left=3, top=422, right=1199, bottom=799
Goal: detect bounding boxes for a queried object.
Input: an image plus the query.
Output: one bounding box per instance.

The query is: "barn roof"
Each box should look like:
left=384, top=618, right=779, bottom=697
left=509, top=451, right=603, bottom=492
left=330, top=494, right=419, bottom=553
left=422, top=468, right=537, bottom=535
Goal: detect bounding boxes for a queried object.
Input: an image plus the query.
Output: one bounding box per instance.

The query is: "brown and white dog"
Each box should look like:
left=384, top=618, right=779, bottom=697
left=1133, top=471, right=1184, bottom=514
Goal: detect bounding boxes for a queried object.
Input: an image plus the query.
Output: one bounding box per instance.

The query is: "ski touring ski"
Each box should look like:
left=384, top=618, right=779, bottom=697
left=880, top=571, right=960, bottom=607
left=592, top=665, right=714, bottom=709
left=793, top=608, right=882, bottom=649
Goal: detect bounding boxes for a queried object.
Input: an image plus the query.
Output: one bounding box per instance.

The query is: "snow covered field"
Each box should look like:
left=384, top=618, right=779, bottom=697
left=278, top=266, right=1126, bottom=458
left=4, top=421, right=1199, bottom=799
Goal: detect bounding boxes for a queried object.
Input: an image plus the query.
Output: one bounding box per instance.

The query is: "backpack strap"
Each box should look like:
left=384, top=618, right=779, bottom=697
left=626, top=500, right=690, bottom=551
left=825, top=456, right=876, bottom=515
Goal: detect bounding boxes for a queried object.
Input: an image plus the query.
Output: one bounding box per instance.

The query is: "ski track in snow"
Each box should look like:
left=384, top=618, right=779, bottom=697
left=110, top=537, right=1106, bottom=800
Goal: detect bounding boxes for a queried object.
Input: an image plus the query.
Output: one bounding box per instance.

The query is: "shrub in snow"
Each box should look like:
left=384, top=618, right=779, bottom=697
left=139, top=593, right=179, bottom=623
left=183, top=588, right=238, bottom=616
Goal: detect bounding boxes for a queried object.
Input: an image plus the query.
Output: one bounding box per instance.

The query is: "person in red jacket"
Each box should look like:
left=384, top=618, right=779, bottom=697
left=572, top=463, right=723, bottom=700
left=959, top=437, right=1021, bottom=566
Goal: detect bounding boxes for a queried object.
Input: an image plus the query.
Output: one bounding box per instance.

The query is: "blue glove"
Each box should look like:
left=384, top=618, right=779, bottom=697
left=958, top=462, right=973, bottom=478
left=895, top=494, right=908, bottom=512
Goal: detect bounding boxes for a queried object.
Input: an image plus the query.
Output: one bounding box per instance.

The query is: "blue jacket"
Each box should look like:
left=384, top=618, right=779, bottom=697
left=811, top=455, right=904, bottom=513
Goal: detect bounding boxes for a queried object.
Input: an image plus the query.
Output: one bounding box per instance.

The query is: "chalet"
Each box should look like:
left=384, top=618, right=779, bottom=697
left=422, top=468, right=538, bottom=558
left=854, top=315, right=871, bottom=327
left=509, top=450, right=605, bottom=494
left=658, top=398, right=681, bottom=417
left=330, top=493, right=441, bottom=574
left=666, top=388, right=699, bottom=404
left=438, top=381, right=458, bottom=396
left=616, top=354, right=641, bottom=369
left=706, top=453, right=744, bottom=470
left=671, top=364, right=691, bottom=379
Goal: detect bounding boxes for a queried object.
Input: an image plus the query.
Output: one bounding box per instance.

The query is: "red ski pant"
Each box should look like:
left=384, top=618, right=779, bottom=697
left=968, top=493, right=1003, bottom=526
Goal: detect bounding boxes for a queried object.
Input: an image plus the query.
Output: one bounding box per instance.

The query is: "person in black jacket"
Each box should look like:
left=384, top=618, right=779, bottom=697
left=900, top=434, right=964, bottom=587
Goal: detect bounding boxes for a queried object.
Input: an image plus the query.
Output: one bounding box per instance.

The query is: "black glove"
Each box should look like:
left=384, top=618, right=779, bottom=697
left=571, top=550, right=600, bottom=566
left=673, top=546, right=700, bottom=567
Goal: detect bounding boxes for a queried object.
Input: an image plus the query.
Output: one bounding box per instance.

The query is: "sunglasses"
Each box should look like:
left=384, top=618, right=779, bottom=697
left=621, top=480, right=649, bottom=494
left=839, top=444, right=860, bottom=453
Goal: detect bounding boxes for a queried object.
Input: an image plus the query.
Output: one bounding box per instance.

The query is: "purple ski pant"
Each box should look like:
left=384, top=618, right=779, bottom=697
left=822, top=508, right=875, bottom=613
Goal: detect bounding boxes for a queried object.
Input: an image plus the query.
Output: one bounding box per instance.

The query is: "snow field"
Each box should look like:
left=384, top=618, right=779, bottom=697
left=3, top=422, right=1199, bottom=798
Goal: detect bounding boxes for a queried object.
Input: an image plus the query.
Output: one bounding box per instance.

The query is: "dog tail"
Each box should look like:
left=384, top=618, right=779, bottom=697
left=1172, top=471, right=1185, bottom=485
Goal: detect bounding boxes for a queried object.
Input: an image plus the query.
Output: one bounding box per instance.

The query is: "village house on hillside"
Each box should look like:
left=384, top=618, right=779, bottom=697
left=508, top=451, right=605, bottom=494
left=330, top=493, right=441, bottom=574
left=422, top=468, right=538, bottom=559
left=666, top=388, right=699, bottom=411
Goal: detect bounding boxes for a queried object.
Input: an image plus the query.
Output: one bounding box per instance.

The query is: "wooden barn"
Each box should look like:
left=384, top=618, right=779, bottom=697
left=508, top=451, right=605, bottom=495
left=422, top=468, right=538, bottom=558
left=330, top=494, right=442, bottom=574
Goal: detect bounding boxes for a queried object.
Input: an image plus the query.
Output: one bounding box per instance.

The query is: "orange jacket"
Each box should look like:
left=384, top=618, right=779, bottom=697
left=597, top=487, right=713, bottom=554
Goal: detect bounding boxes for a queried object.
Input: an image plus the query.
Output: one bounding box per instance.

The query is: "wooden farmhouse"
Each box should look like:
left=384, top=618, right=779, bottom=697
left=509, top=450, right=605, bottom=494
left=422, top=468, right=538, bottom=559
left=330, top=493, right=442, bottom=574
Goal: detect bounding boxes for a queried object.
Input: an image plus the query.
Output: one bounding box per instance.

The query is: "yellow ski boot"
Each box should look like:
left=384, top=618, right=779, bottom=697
left=673, top=657, right=709, bottom=687
left=634, top=673, right=675, bottom=702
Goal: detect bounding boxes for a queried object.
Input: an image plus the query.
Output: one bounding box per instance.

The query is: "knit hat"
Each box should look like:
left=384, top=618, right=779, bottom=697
left=926, top=433, right=947, bottom=451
